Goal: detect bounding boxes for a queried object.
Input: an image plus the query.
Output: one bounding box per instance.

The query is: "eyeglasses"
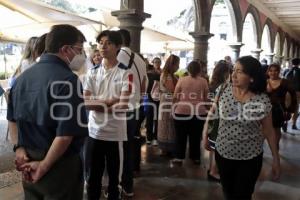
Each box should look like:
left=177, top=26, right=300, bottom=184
left=71, top=45, right=86, bottom=55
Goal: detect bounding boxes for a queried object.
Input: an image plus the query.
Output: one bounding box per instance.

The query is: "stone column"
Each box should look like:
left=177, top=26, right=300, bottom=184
left=227, top=42, right=243, bottom=63
left=284, top=57, right=291, bottom=68
left=274, top=55, right=284, bottom=65
left=265, top=53, right=275, bottom=65
left=189, top=31, right=213, bottom=63
left=111, top=0, right=150, bottom=53
left=251, top=49, right=263, bottom=61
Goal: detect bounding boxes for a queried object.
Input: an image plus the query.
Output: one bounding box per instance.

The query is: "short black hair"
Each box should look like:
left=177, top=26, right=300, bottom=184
left=236, top=56, right=266, bottom=94
left=292, top=58, right=300, bottom=66
left=45, top=24, right=86, bottom=53
left=117, top=29, right=131, bottom=46
left=96, top=30, right=122, bottom=46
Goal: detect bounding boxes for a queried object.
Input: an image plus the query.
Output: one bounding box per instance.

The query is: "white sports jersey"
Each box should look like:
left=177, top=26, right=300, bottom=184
left=84, top=62, right=132, bottom=141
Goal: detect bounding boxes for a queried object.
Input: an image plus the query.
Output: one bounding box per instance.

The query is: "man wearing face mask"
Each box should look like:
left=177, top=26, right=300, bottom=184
left=7, top=24, right=88, bottom=200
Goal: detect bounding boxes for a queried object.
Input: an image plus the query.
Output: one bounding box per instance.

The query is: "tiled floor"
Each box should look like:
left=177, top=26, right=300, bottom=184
left=1, top=123, right=300, bottom=200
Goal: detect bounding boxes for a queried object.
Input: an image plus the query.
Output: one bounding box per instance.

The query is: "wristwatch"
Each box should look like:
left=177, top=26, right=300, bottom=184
left=13, top=144, right=22, bottom=152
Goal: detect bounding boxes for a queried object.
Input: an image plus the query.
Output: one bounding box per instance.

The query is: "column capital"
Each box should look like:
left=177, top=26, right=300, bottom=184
left=189, top=31, right=214, bottom=41
left=111, top=9, right=151, bottom=22
left=250, top=49, right=263, bottom=54
left=227, top=42, right=243, bottom=48
left=251, top=49, right=263, bottom=60
left=275, top=55, right=284, bottom=59
left=111, top=8, right=151, bottom=53
left=265, top=53, right=275, bottom=64
left=265, top=53, right=275, bottom=56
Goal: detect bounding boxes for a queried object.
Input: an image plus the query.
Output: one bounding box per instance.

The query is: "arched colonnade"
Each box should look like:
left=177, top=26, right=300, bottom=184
left=111, top=0, right=300, bottom=65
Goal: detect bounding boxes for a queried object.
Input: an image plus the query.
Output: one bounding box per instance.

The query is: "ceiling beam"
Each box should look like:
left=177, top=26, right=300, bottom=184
left=248, top=0, right=300, bottom=41
left=264, top=0, right=300, bottom=4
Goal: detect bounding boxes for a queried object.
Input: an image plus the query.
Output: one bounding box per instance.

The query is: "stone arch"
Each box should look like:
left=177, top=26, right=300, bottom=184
left=242, top=5, right=262, bottom=48
left=193, top=0, right=213, bottom=32
left=274, top=32, right=281, bottom=59
left=289, top=41, right=294, bottom=59
left=276, top=29, right=285, bottom=55
left=282, top=37, right=289, bottom=59
left=222, top=0, right=243, bottom=42
left=263, top=19, right=275, bottom=51
left=296, top=45, right=300, bottom=57
left=240, top=13, right=258, bottom=56
left=261, top=24, right=272, bottom=57
left=285, top=35, right=291, bottom=59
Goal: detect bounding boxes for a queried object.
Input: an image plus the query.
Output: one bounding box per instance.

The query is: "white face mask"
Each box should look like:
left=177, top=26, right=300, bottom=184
left=66, top=47, right=86, bottom=71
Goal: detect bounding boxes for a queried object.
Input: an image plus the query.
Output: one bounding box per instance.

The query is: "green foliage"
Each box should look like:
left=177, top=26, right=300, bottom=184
left=38, top=0, right=88, bottom=14
left=0, top=72, right=10, bottom=80
left=215, top=0, right=225, bottom=5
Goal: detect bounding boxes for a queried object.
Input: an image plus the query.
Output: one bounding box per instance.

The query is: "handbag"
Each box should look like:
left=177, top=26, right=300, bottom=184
left=207, top=83, right=227, bottom=141
left=150, top=80, right=160, bottom=101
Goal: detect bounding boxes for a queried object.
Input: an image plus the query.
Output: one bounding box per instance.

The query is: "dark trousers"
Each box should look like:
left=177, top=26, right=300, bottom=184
left=173, top=114, right=205, bottom=160
left=145, top=100, right=159, bottom=141
left=85, top=137, right=121, bottom=200
left=215, top=151, right=263, bottom=200
left=122, top=110, right=140, bottom=192
left=23, top=150, right=83, bottom=200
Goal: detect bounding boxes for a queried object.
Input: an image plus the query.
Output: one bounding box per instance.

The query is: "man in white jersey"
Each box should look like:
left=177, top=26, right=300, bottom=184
left=84, top=30, right=132, bottom=200
left=117, top=29, right=148, bottom=197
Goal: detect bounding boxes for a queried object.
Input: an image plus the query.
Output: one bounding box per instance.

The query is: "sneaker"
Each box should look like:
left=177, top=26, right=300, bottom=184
left=122, top=189, right=134, bottom=197
left=151, top=139, right=158, bottom=146
left=146, top=140, right=151, bottom=145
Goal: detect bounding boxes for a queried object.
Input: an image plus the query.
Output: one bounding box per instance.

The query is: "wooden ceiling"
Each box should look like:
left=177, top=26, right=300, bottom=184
left=249, top=0, right=300, bottom=41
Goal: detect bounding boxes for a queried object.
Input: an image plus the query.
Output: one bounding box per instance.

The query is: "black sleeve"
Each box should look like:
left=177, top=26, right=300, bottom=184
left=54, top=76, right=88, bottom=137
left=6, top=87, right=16, bottom=122
left=285, top=79, right=298, bottom=113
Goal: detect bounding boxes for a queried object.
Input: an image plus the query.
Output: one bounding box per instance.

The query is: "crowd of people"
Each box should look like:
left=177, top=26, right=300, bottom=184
left=6, top=24, right=300, bottom=200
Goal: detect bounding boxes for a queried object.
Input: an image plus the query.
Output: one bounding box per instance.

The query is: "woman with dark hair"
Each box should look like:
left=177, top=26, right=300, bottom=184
left=204, top=56, right=280, bottom=200
left=266, top=63, right=297, bottom=148
left=33, top=33, right=47, bottom=61
left=171, top=61, right=209, bottom=164
left=152, top=57, right=162, bottom=74
left=203, top=60, right=231, bottom=182
left=198, top=60, right=209, bottom=82
left=157, top=54, right=179, bottom=156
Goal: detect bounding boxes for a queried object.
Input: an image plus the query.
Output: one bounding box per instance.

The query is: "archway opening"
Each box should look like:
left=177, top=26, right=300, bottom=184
left=289, top=43, right=294, bottom=59
left=261, top=25, right=272, bottom=62
left=208, top=0, right=234, bottom=74
left=282, top=38, right=289, bottom=68
left=240, top=13, right=257, bottom=56
left=274, top=32, right=281, bottom=63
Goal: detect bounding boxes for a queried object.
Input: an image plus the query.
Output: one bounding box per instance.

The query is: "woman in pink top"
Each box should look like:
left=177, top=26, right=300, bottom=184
left=172, top=61, right=209, bottom=164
